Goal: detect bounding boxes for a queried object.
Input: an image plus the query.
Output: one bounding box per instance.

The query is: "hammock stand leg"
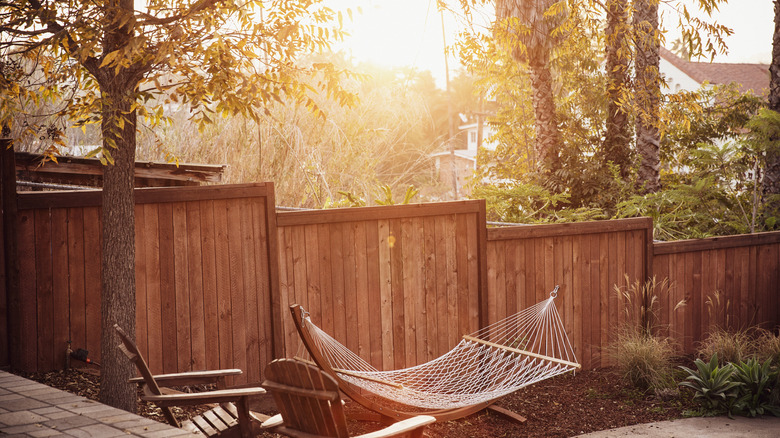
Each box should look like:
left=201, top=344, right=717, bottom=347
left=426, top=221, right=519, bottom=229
left=290, top=304, right=500, bottom=423
left=487, top=405, right=527, bottom=424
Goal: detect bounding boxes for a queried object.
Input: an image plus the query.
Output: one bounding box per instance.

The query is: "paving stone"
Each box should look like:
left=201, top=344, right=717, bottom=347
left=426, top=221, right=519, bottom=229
left=27, top=387, right=70, bottom=399
left=71, top=406, right=122, bottom=418
left=42, top=394, right=88, bottom=406
left=0, top=393, right=25, bottom=402
left=0, top=422, right=52, bottom=435
left=44, top=411, right=80, bottom=420
left=32, top=406, right=66, bottom=415
left=139, top=428, right=196, bottom=438
left=96, top=412, right=143, bottom=424
left=45, top=413, right=100, bottom=429
left=0, top=410, right=49, bottom=426
left=0, top=396, right=50, bottom=411
left=61, top=401, right=100, bottom=411
left=124, top=421, right=176, bottom=435
left=28, top=426, right=66, bottom=437
left=9, top=382, right=47, bottom=393
left=65, top=423, right=127, bottom=437
left=112, top=418, right=160, bottom=430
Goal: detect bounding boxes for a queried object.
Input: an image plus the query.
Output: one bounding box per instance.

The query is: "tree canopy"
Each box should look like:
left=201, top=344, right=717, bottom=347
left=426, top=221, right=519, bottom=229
left=1, top=0, right=355, bottom=411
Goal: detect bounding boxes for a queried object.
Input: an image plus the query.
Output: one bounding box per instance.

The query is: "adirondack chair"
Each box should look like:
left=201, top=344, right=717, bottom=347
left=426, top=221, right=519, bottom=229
left=261, top=359, right=435, bottom=438
left=114, top=324, right=282, bottom=437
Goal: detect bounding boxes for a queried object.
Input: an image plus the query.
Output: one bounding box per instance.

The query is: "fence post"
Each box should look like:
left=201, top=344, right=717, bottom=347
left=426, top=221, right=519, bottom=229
left=0, top=138, right=18, bottom=368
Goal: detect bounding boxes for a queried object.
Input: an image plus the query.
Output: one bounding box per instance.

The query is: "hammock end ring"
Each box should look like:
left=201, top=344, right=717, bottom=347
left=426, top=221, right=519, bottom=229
left=550, top=285, right=559, bottom=298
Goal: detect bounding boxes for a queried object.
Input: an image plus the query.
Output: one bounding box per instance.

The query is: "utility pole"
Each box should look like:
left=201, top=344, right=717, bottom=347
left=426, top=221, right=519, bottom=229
left=441, top=7, right=458, bottom=199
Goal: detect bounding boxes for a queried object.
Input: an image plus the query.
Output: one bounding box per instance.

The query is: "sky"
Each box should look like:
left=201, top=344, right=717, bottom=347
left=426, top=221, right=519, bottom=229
left=327, top=0, right=774, bottom=89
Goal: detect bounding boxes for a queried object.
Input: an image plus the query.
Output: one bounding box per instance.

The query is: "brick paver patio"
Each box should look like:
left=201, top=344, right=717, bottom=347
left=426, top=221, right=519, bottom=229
left=0, top=370, right=191, bottom=437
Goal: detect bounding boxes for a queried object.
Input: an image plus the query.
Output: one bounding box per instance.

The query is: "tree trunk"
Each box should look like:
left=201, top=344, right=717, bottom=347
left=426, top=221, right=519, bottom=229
left=764, top=0, right=780, bottom=209
left=529, top=61, right=560, bottom=173
left=98, top=83, right=138, bottom=413
left=97, top=0, right=138, bottom=412
left=603, top=0, right=632, bottom=179
left=634, top=0, right=661, bottom=193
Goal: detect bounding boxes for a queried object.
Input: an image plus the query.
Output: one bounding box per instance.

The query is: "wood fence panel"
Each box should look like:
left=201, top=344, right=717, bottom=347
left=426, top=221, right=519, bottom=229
left=276, top=200, right=487, bottom=370
left=654, top=234, right=780, bottom=355
left=10, top=184, right=278, bottom=381
left=486, top=218, right=653, bottom=370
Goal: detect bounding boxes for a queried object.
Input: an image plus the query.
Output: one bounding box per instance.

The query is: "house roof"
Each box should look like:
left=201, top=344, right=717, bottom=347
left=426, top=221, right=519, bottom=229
left=659, top=47, right=769, bottom=95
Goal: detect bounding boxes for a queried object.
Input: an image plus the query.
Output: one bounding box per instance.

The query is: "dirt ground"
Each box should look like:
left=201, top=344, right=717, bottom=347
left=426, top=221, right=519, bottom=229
left=16, top=366, right=690, bottom=438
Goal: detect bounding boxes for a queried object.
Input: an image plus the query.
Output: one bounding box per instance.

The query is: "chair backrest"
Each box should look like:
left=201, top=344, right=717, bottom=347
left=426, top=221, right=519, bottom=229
left=114, top=324, right=179, bottom=427
left=262, top=359, right=349, bottom=438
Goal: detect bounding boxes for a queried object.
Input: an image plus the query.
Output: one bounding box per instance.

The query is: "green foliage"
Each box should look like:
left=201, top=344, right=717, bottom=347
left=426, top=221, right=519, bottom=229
left=732, top=358, right=780, bottom=417
left=473, top=182, right=607, bottom=224
left=679, top=354, right=742, bottom=415
left=374, top=185, right=419, bottom=206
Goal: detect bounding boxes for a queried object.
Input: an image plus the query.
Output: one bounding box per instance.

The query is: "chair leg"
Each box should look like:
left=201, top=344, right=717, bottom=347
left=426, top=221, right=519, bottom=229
left=236, top=397, right=254, bottom=437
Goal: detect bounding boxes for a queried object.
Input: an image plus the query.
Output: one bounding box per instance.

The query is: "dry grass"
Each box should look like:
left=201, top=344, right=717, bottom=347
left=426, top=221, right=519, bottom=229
left=609, top=276, right=683, bottom=392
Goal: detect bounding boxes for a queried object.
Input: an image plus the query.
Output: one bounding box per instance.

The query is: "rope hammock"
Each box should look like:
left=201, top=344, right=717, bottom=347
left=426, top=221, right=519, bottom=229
left=291, top=286, right=580, bottom=419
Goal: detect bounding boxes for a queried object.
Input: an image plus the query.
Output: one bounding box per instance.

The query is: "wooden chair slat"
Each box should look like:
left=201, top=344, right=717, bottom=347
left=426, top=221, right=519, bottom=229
left=212, top=405, right=238, bottom=427
left=192, top=415, right=219, bottom=436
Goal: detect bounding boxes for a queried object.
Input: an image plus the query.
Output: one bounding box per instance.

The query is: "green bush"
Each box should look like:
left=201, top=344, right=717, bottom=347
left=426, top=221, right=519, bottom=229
left=732, top=358, right=780, bottom=417
left=679, top=353, right=742, bottom=416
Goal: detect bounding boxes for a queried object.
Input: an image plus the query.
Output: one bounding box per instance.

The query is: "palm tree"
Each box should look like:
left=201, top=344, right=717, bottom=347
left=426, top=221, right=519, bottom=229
left=764, top=0, right=780, bottom=210
left=634, top=0, right=661, bottom=192
left=495, top=0, right=565, bottom=175
left=603, top=0, right=632, bottom=180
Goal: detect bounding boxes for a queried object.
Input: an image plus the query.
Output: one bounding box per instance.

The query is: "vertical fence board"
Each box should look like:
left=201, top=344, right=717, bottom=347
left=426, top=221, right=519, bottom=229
left=51, top=208, right=69, bottom=370
left=186, top=201, right=206, bottom=372
left=82, top=207, right=101, bottom=363
left=141, top=204, right=162, bottom=371
left=172, top=202, right=191, bottom=372
left=67, top=208, right=87, bottom=361
left=34, top=209, right=53, bottom=370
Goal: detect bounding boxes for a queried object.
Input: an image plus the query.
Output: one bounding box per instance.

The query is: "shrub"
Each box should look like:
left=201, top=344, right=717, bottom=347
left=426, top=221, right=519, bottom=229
left=679, top=353, right=742, bottom=416
left=732, top=357, right=780, bottom=417
left=611, top=326, right=677, bottom=392
left=753, top=329, right=780, bottom=366
left=697, top=328, right=753, bottom=365
left=609, top=276, right=682, bottom=393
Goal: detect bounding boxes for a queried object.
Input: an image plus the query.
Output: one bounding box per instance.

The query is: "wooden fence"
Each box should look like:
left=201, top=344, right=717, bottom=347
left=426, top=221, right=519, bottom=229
left=4, top=183, right=279, bottom=384
left=485, top=218, right=653, bottom=369
left=1, top=167, right=779, bottom=375
left=275, top=201, right=487, bottom=371
left=655, top=233, right=780, bottom=353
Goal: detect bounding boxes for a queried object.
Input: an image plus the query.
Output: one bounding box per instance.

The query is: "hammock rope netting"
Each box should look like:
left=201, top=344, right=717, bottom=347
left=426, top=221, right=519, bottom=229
left=296, top=287, right=580, bottom=411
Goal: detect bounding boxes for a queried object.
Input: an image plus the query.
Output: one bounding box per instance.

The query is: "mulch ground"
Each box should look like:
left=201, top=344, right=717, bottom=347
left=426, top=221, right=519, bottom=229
left=14, top=366, right=692, bottom=437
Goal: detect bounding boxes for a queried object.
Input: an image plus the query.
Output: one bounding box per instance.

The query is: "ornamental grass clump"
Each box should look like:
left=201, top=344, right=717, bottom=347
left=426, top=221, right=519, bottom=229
left=753, top=329, right=780, bottom=366
left=612, top=326, right=677, bottom=391
left=698, top=328, right=754, bottom=365
left=609, top=276, right=683, bottom=393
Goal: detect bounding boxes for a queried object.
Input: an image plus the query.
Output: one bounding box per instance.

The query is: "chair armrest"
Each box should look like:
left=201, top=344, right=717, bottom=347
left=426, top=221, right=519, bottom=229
left=140, top=387, right=266, bottom=407
left=354, top=415, right=436, bottom=438
left=129, top=369, right=243, bottom=386
left=259, top=413, right=283, bottom=429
